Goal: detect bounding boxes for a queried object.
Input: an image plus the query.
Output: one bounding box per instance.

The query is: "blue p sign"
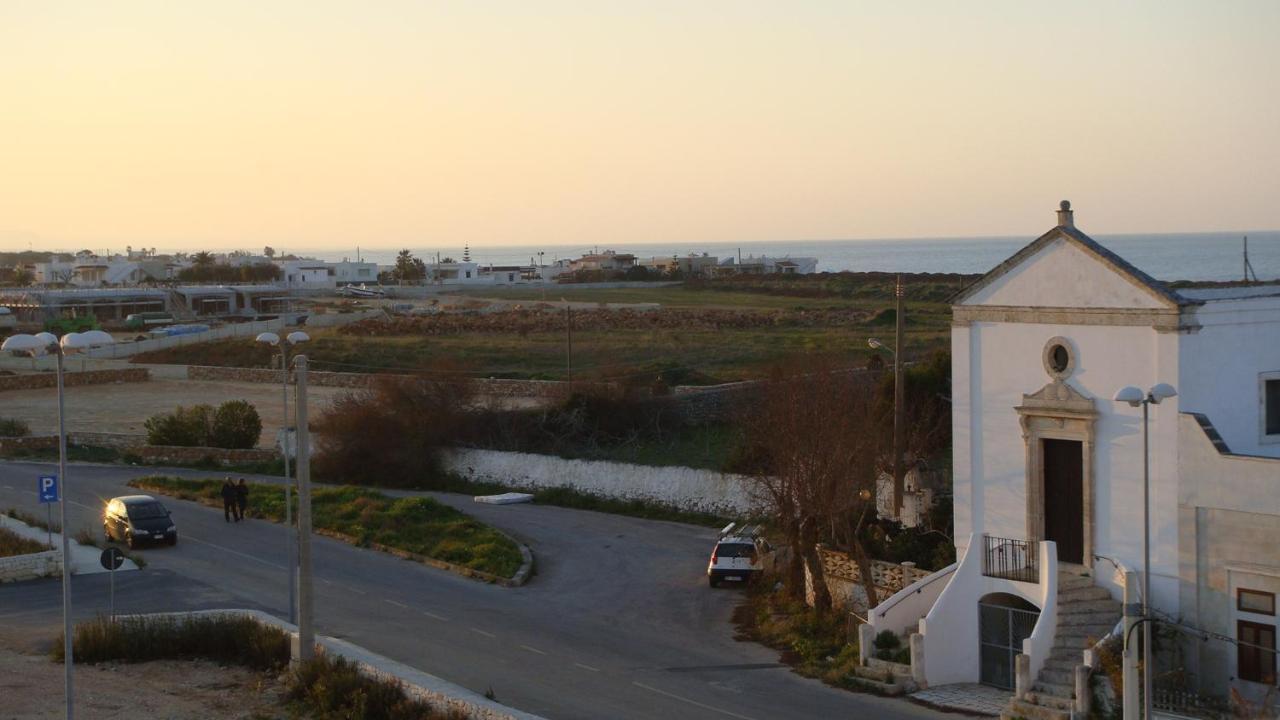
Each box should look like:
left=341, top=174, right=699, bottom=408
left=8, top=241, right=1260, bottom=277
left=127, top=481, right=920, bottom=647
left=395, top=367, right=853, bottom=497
left=38, top=475, right=58, bottom=503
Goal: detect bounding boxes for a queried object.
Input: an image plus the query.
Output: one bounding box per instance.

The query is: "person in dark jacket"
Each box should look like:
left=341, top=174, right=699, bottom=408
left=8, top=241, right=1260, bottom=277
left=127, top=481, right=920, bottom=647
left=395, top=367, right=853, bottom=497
left=221, top=478, right=236, bottom=523
left=235, top=478, right=249, bottom=521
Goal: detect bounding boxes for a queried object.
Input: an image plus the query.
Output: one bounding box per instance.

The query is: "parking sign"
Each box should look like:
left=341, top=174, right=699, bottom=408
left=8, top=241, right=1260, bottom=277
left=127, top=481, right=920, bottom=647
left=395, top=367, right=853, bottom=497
left=38, top=475, right=58, bottom=503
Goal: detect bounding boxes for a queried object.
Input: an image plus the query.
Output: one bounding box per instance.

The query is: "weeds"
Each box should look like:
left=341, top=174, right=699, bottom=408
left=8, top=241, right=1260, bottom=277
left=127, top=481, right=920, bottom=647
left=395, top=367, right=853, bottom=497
left=732, top=579, right=863, bottom=690
left=0, top=526, right=49, bottom=556
left=286, top=653, right=466, bottom=720
left=54, top=614, right=290, bottom=670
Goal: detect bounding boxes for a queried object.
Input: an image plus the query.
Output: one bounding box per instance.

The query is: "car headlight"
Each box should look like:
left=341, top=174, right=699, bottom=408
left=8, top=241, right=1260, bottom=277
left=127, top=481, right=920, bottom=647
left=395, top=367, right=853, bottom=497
left=166, top=525, right=176, bottom=532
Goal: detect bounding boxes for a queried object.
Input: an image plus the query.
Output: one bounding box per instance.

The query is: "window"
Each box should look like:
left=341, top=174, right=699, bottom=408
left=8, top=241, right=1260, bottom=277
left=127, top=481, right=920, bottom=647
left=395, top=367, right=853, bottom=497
left=1240, top=589, right=1276, bottom=615
left=1238, top=620, right=1276, bottom=684
left=1266, top=377, right=1280, bottom=437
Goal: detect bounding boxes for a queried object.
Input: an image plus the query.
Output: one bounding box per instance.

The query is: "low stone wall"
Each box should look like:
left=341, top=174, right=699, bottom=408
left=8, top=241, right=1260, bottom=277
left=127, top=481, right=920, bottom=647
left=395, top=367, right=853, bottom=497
left=807, top=546, right=931, bottom=613
left=0, top=368, right=149, bottom=392
left=68, top=432, right=150, bottom=449
left=0, top=436, right=58, bottom=454
left=443, top=448, right=754, bottom=516
left=187, top=364, right=586, bottom=398
left=131, top=444, right=278, bottom=467
left=0, top=548, right=61, bottom=583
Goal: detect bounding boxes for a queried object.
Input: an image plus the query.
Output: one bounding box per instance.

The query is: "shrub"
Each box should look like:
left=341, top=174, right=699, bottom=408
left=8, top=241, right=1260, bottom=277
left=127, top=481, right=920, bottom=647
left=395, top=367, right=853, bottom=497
left=0, top=418, right=30, bottom=437
left=287, top=653, right=465, bottom=720
left=144, top=401, right=262, bottom=449
left=0, top=526, right=49, bottom=556
left=210, top=399, right=262, bottom=449
left=144, top=404, right=213, bottom=447
left=54, top=614, right=290, bottom=670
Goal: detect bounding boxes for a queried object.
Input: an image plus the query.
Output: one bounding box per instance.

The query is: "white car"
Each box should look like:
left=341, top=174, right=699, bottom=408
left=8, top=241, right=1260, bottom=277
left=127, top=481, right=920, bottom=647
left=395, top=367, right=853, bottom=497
left=707, top=523, right=770, bottom=587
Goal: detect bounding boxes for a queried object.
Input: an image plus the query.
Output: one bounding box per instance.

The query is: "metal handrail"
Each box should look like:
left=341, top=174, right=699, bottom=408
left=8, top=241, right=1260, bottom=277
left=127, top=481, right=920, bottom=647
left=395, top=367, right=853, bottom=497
left=982, top=535, right=1039, bottom=584
left=873, top=564, right=957, bottom=619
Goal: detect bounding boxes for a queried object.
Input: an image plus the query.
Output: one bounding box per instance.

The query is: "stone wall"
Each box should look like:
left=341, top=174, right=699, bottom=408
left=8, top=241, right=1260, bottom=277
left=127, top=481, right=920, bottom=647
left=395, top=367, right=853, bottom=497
left=68, top=432, right=150, bottom=450
left=0, top=368, right=149, bottom=392
left=806, top=546, right=931, bottom=613
left=131, top=444, right=278, bottom=467
left=0, top=549, right=61, bottom=583
left=187, top=364, right=598, bottom=399
left=443, top=448, right=755, bottom=516
left=0, top=436, right=57, bottom=454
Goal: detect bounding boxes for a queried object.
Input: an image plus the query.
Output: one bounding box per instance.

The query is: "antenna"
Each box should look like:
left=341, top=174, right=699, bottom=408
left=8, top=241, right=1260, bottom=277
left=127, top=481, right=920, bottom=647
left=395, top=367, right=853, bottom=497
left=1244, top=236, right=1258, bottom=283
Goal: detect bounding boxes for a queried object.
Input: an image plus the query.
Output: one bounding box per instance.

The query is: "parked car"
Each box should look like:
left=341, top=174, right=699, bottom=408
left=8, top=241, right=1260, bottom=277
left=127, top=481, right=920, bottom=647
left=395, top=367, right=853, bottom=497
left=104, top=495, right=177, bottom=549
left=707, top=523, right=770, bottom=587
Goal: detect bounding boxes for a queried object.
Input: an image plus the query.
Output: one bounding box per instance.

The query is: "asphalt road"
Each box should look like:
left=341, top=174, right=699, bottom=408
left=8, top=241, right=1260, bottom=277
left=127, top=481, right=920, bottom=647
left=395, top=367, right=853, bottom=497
left=0, top=460, right=947, bottom=720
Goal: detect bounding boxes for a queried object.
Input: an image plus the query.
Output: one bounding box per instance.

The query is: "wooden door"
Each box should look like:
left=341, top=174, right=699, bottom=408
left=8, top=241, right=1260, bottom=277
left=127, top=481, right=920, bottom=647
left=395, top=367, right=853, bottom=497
left=1042, top=438, right=1084, bottom=564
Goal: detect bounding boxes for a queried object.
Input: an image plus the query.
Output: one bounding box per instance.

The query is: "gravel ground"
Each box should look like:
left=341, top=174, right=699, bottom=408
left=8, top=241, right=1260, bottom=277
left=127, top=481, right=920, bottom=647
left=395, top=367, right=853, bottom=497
left=0, top=624, right=288, bottom=720
left=0, top=379, right=348, bottom=446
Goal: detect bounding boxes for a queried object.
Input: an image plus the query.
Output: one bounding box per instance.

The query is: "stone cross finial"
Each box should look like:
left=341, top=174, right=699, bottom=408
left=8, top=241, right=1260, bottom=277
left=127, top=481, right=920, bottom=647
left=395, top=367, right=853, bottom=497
left=1057, top=200, right=1074, bottom=228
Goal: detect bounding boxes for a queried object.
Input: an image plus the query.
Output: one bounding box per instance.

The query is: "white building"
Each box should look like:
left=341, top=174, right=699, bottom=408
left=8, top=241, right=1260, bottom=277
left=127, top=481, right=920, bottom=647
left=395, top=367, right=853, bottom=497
left=277, top=260, right=334, bottom=287
left=330, top=260, right=379, bottom=285
left=868, top=202, right=1280, bottom=716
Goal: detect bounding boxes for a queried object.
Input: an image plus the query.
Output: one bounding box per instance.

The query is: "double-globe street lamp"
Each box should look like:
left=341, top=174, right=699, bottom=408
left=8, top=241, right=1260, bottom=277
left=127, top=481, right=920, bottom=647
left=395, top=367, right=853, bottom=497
left=255, top=330, right=309, bottom=625
left=1, top=330, right=115, bottom=720
left=1113, top=381, right=1177, bottom=720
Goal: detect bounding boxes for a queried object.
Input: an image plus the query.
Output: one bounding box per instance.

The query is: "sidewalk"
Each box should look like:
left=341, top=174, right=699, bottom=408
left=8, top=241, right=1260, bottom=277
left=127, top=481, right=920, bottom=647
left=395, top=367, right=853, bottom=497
left=0, top=513, right=139, bottom=575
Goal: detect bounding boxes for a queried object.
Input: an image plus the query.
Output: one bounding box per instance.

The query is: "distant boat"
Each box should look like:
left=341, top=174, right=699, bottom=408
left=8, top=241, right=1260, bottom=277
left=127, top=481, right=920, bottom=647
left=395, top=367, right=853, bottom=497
left=339, top=284, right=387, bottom=298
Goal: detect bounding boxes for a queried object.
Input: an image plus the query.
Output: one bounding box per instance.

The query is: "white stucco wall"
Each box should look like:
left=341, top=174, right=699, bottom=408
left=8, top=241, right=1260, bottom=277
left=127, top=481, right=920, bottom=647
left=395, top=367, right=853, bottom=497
left=952, top=319, right=1182, bottom=613
left=962, top=238, right=1168, bottom=310
left=442, top=449, right=755, bottom=516
left=1179, top=296, right=1280, bottom=458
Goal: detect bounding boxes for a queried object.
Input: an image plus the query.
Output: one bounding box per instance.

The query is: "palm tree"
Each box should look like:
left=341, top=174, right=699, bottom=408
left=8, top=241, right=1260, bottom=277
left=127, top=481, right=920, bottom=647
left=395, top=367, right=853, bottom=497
left=192, top=251, right=215, bottom=268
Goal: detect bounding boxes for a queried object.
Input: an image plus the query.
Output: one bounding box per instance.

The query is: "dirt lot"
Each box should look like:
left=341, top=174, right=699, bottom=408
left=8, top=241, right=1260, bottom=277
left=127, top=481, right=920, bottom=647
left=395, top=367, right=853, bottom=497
left=0, top=625, right=287, bottom=719
left=0, top=379, right=350, bottom=446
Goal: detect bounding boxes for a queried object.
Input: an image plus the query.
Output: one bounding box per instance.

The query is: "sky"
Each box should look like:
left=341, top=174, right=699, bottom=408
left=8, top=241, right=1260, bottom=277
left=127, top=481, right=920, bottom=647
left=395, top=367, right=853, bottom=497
left=1, top=1, right=1278, bottom=254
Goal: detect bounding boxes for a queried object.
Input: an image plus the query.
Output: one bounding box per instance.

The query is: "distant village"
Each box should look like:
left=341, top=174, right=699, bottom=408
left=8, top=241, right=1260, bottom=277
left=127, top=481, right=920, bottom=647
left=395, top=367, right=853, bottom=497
left=0, top=246, right=818, bottom=328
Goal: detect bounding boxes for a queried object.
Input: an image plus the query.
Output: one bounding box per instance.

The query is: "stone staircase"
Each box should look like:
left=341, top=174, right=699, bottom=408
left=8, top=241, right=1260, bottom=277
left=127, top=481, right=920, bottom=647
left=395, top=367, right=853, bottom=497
left=1003, top=569, right=1121, bottom=720
left=851, top=658, right=918, bottom=696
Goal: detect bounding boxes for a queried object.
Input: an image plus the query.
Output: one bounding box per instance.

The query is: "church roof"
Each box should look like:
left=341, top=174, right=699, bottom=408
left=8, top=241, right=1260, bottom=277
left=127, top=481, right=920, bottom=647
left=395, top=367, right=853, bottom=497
left=952, top=204, right=1191, bottom=308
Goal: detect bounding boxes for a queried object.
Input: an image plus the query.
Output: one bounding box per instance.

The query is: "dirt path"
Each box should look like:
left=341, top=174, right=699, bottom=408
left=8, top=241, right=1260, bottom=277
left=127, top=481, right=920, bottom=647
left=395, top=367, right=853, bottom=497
left=0, top=624, right=288, bottom=719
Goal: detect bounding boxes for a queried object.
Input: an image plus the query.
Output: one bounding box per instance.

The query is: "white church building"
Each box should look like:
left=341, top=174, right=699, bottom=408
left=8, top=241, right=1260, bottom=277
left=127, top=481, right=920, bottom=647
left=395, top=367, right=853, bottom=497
left=869, top=202, right=1280, bottom=717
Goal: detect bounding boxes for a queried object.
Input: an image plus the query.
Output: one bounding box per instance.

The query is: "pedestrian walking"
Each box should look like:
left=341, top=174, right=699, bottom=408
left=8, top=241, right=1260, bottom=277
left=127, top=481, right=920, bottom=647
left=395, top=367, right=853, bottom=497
left=235, top=478, right=249, bottom=521
left=221, top=478, right=236, bottom=523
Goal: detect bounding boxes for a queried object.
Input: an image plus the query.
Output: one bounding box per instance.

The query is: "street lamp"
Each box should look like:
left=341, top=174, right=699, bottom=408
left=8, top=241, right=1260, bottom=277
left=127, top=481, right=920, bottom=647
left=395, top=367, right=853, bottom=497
left=1113, top=381, right=1177, bottom=720
left=869, top=283, right=907, bottom=517
left=255, top=330, right=309, bottom=625
left=2, top=330, right=115, bottom=720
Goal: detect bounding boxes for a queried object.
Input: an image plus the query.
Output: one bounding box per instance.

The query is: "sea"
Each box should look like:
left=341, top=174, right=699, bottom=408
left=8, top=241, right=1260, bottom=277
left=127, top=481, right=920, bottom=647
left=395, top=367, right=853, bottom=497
left=309, top=230, right=1280, bottom=283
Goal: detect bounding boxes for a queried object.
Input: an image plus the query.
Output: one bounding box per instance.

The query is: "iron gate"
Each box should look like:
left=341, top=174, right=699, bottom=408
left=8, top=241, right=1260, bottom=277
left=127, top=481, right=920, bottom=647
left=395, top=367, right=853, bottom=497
left=979, top=602, right=1040, bottom=689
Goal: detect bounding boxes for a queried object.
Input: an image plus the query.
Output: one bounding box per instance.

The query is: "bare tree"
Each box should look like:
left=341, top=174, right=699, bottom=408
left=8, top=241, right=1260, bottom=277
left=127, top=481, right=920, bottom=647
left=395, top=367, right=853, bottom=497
left=739, top=357, right=882, bottom=614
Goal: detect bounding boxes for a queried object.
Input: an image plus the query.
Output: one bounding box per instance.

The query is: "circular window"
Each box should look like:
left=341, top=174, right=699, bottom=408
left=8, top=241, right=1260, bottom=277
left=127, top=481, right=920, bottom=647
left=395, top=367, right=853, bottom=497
left=1042, top=337, right=1076, bottom=379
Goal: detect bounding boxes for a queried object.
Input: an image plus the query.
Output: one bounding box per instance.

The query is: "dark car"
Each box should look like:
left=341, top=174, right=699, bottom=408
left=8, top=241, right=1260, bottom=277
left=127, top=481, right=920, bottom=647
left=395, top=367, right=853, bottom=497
left=104, top=495, right=177, bottom=548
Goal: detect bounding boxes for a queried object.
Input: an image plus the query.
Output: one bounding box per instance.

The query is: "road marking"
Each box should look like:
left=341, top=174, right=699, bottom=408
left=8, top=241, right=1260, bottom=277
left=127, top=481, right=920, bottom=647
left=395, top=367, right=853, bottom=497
left=1, top=485, right=13, bottom=490
left=421, top=610, right=449, bottom=621
left=385, top=599, right=408, bottom=609
left=470, top=628, right=496, bottom=638
left=321, top=578, right=334, bottom=585
left=182, top=534, right=287, bottom=570
left=632, top=682, right=761, bottom=720
left=574, top=662, right=600, bottom=672
left=346, top=586, right=367, bottom=595
left=519, top=644, right=546, bottom=655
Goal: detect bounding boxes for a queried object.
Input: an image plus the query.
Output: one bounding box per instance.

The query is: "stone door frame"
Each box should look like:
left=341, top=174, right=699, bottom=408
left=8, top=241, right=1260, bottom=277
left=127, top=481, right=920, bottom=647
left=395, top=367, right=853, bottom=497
left=1016, top=379, right=1098, bottom=569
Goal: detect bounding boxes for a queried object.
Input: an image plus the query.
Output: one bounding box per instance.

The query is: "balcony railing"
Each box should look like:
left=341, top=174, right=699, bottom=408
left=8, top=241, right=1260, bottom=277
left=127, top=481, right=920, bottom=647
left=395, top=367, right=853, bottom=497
left=982, top=535, right=1039, bottom=584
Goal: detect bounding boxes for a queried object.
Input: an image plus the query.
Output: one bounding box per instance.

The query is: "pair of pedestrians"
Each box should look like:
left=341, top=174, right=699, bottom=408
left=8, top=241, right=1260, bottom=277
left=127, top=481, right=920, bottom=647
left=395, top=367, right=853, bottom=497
left=221, top=478, right=249, bottom=522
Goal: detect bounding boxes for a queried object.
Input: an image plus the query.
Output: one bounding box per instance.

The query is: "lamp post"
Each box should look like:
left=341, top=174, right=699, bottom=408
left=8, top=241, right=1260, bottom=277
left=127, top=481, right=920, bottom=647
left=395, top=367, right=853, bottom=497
left=1113, top=382, right=1178, bottom=720
left=255, top=330, right=309, bottom=625
left=869, top=321, right=905, bottom=517
left=294, top=353, right=315, bottom=660
left=2, top=330, right=115, bottom=720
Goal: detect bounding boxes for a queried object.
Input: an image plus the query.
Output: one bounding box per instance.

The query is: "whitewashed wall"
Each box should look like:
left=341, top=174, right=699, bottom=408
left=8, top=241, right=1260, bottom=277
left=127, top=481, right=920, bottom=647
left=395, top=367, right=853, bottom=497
left=442, top=449, right=755, bottom=516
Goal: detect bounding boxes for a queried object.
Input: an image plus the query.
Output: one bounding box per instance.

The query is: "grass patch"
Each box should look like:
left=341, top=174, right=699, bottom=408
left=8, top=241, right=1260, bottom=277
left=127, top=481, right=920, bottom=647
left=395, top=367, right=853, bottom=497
left=129, top=476, right=523, bottom=578
left=732, top=580, right=864, bottom=690
left=54, top=614, right=290, bottom=670
left=0, top=525, right=49, bottom=556
left=287, top=653, right=465, bottom=720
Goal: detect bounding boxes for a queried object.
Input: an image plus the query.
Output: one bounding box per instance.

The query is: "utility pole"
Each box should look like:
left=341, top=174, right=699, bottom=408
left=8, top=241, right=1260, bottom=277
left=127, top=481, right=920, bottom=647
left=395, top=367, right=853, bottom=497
left=56, top=347, right=74, bottom=720
left=294, top=355, right=314, bottom=661
left=892, top=274, right=906, bottom=516
left=281, top=348, right=295, bottom=625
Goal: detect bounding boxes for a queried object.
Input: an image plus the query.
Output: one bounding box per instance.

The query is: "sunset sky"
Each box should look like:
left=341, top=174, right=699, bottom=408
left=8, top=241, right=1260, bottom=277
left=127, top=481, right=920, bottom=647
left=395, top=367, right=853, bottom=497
left=2, top=1, right=1277, bottom=253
